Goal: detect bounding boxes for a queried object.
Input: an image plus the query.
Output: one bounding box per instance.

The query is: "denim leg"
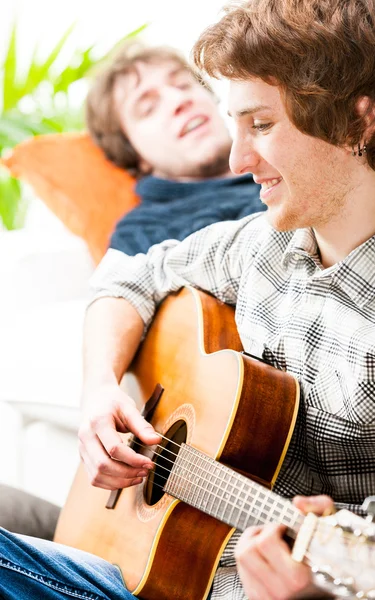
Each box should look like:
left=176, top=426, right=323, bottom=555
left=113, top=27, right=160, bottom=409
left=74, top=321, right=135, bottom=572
left=0, top=527, right=134, bottom=600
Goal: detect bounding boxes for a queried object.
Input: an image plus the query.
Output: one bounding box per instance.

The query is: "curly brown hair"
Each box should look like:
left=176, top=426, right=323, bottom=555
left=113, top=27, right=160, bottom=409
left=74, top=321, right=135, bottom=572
left=193, top=0, right=375, bottom=169
left=86, top=43, right=212, bottom=178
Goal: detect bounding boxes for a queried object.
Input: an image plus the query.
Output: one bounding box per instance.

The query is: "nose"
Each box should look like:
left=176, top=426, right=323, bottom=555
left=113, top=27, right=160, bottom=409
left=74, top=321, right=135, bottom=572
left=229, top=135, right=260, bottom=175
left=174, top=98, right=193, bottom=116
left=162, top=85, right=193, bottom=116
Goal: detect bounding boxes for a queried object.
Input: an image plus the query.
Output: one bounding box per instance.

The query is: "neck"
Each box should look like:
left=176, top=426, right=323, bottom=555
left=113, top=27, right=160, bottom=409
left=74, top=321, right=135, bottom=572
left=315, top=170, right=375, bottom=268
left=152, top=168, right=234, bottom=183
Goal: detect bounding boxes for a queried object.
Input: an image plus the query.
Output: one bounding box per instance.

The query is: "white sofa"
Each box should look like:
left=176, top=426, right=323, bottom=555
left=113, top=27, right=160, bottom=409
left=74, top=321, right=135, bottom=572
left=0, top=202, right=95, bottom=506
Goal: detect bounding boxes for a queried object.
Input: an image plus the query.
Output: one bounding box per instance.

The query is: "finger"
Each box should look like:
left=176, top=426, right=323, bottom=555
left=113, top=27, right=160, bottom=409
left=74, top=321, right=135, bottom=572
left=98, top=405, right=160, bottom=466
left=90, top=416, right=154, bottom=469
left=116, top=402, right=161, bottom=445
left=84, top=464, right=143, bottom=491
left=237, top=548, right=290, bottom=600
left=292, top=494, right=335, bottom=516
left=236, top=527, right=292, bottom=599
left=79, top=437, right=151, bottom=482
left=79, top=443, right=149, bottom=490
left=237, top=561, right=273, bottom=600
left=253, top=525, right=312, bottom=593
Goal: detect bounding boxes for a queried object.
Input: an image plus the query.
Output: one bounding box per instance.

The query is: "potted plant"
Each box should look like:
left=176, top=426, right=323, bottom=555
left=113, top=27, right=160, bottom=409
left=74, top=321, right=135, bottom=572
left=0, top=21, right=147, bottom=230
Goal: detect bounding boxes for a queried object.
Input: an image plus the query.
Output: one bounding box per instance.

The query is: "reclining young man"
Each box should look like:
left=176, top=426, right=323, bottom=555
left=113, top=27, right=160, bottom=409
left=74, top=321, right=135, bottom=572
left=0, top=43, right=264, bottom=540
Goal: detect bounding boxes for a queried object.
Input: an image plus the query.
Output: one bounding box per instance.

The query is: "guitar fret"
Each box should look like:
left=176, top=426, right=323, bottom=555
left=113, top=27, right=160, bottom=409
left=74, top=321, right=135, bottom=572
left=210, top=462, right=223, bottom=517
left=244, top=488, right=268, bottom=529
left=223, top=471, right=240, bottom=524
left=186, top=455, right=201, bottom=505
left=201, top=464, right=217, bottom=513
left=194, top=456, right=205, bottom=506
left=214, top=464, right=232, bottom=522
left=196, top=456, right=211, bottom=507
left=227, top=475, right=247, bottom=527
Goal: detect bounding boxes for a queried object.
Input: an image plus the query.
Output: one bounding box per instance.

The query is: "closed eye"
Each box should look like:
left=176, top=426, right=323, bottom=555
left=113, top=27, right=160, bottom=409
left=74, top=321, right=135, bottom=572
left=252, top=123, right=272, bottom=131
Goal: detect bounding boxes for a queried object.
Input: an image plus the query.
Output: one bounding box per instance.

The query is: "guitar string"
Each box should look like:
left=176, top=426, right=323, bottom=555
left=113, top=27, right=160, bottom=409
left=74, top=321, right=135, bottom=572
left=133, top=461, right=300, bottom=540
left=128, top=474, right=321, bottom=568
left=132, top=436, right=308, bottom=527
left=121, top=439, right=371, bottom=577
left=118, top=437, right=365, bottom=573
left=128, top=438, right=373, bottom=545
left=129, top=467, right=371, bottom=567
left=130, top=439, right=299, bottom=530
left=131, top=437, right=290, bottom=514
left=131, top=433, right=372, bottom=538
left=129, top=440, right=335, bottom=542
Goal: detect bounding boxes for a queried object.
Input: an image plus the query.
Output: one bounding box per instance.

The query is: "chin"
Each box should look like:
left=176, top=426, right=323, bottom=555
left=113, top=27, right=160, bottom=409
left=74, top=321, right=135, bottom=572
left=266, top=208, right=301, bottom=232
left=198, top=149, right=231, bottom=178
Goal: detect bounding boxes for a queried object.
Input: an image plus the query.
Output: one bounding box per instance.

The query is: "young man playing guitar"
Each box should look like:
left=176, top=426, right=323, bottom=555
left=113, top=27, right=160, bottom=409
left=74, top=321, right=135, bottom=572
left=1, top=1, right=375, bottom=599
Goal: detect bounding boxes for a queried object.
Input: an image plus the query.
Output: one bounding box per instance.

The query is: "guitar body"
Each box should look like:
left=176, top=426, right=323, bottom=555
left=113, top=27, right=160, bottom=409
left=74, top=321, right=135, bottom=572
left=55, top=287, right=299, bottom=600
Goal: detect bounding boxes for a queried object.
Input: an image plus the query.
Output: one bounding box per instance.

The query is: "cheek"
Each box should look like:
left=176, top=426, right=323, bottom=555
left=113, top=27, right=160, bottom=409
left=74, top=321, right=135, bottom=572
left=130, top=124, right=168, bottom=156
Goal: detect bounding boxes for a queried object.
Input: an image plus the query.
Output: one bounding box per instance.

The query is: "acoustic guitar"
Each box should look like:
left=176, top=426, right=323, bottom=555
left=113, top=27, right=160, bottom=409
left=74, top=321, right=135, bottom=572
left=55, top=287, right=375, bottom=600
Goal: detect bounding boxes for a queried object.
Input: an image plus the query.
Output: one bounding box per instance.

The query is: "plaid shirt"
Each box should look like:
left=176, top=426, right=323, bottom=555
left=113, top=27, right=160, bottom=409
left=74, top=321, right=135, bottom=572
left=91, top=213, right=375, bottom=599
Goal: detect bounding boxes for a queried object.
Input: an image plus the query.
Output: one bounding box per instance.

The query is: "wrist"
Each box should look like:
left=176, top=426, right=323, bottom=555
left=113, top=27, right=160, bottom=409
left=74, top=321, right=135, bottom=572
left=81, top=372, right=119, bottom=398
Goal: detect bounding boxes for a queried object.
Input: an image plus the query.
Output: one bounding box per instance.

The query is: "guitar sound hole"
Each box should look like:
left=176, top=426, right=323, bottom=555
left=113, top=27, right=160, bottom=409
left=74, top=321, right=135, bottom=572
left=144, top=420, right=187, bottom=506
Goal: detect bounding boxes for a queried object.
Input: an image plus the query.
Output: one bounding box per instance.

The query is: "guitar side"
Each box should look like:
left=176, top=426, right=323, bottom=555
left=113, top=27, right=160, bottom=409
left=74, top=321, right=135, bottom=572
left=54, top=287, right=299, bottom=600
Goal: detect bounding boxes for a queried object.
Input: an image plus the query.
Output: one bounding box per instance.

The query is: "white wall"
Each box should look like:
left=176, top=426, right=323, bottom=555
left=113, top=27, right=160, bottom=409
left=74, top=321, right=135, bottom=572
left=0, top=0, right=226, bottom=68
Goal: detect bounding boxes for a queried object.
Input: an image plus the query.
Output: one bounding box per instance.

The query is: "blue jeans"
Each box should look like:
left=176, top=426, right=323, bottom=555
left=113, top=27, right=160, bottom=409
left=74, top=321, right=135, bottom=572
left=0, top=527, right=134, bottom=599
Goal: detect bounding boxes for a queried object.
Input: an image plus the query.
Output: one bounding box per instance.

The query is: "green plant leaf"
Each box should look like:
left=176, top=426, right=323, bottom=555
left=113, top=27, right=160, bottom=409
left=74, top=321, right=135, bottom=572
left=0, top=173, right=26, bottom=230
left=89, top=23, right=150, bottom=75
left=0, top=20, right=147, bottom=229
left=20, top=22, right=77, bottom=98
left=3, top=21, right=18, bottom=112
left=51, top=45, right=97, bottom=94
left=0, top=117, right=32, bottom=147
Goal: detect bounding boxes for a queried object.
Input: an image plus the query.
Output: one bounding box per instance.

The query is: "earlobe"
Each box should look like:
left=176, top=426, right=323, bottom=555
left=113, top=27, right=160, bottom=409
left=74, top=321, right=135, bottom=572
left=356, top=96, right=375, bottom=132
left=139, top=158, right=153, bottom=176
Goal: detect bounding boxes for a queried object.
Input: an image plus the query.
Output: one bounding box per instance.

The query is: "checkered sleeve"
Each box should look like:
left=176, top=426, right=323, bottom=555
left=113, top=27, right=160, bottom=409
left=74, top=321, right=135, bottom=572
left=89, top=213, right=267, bottom=333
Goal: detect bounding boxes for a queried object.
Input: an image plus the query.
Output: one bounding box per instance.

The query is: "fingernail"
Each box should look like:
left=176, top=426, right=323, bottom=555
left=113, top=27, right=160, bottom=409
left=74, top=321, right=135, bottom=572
left=137, top=470, right=148, bottom=477
left=142, top=463, right=153, bottom=470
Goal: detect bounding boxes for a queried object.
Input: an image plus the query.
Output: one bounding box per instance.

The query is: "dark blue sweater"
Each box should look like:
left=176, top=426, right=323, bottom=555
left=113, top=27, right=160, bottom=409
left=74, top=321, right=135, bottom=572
left=109, top=174, right=265, bottom=255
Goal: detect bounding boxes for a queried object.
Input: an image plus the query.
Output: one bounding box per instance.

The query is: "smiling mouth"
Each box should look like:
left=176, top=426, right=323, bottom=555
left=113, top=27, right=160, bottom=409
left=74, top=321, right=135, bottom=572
left=180, top=116, right=208, bottom=137
left=261, top=177, right=283, bottom=191
left=259, top=177, right=283, bottom=201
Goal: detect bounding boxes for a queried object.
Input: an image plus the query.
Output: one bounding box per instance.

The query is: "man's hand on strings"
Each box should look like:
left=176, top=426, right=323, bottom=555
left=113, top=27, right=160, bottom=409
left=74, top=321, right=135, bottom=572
left=78, top=382, right=161, bottom=490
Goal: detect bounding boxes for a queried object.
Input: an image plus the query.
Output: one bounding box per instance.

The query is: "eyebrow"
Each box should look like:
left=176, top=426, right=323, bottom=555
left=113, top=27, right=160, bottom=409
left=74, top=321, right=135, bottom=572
left=168, top=66, right=189, bottom=81
left=227, top=104, right=272, bottom=118
left=134, top=65, right=188, bottom=92
left=134, top=66, right=189, bottom=107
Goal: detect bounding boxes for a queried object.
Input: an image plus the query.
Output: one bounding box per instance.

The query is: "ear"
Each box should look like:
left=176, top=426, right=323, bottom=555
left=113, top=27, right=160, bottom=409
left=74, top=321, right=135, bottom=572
left=357, top=96, right=375, bottom=139
left=138, top=157, right=153, bottom=176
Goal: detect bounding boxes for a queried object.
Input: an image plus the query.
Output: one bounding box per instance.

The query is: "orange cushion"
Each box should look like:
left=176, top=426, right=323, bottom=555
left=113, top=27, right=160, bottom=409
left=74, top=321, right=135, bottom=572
left=1, top=133, right=140, bottom=263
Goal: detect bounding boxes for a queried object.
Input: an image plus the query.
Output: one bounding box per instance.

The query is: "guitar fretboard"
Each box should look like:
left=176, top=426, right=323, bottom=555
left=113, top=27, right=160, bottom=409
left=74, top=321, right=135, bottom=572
left=164, top=443, right=304, bottom=535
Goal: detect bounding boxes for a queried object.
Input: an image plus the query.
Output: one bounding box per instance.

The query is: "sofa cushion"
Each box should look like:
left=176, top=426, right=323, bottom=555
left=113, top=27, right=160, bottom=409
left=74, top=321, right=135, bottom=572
left=0, top=484, right=60, bottom=539
left=1, top=133, right=140, bottom=263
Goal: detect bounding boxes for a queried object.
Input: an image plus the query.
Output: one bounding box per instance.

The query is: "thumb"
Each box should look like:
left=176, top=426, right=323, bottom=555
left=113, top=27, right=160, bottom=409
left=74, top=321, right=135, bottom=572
left=292, top=494, right=335, bottom=516
left=122, top=402, right=161, bottom=444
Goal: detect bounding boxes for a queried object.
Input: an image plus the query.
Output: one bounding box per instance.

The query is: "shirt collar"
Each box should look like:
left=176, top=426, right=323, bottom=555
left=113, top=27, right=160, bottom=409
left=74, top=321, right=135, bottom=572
left=333, top=236, right=375, bottom=307
left=282, top=228, right=375, bottom=308
left=282, top=227, right=321, bottom=268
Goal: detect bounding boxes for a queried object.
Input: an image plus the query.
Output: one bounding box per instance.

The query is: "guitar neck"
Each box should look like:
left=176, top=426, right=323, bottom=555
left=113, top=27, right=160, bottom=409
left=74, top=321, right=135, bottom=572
left=164, top=443, right=304, bottom=536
